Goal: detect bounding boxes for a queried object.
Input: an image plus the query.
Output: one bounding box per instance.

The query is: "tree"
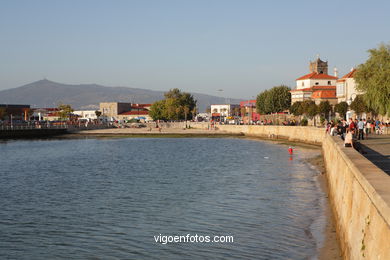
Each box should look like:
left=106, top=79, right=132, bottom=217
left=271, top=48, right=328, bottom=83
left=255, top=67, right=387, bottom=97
left=334, top=102, right=348, bottom=119
left=57, top=104, right=74, bottom=120
left=256, top=86, right=291, bottom=114
left=354, top=43, right=390, bottom=116
left=270, top=85, right=292, bottom=113
left=306, top=103, right=318, bottom=118
left=95, top=110, right=102, bottom=118
left=302, top=100, right=318, bottom=118
left=149, top=100, right=166, bottom=121
left=148, top=89, right=197, bottom=121
left=289, top=101, right=303, bottom=116
left=350, top=95, right=368, bottom=116
left=256, top=90, right=270, bottom=114
left=318, top=101, right=332, bottom=117
left=0, top=108, right=6, bottom=120
left=191, top=106, right=198, bottom=119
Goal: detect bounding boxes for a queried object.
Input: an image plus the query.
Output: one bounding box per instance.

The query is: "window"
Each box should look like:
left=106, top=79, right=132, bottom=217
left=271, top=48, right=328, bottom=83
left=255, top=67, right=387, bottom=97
left=337, top=84, right=344, bottom=96
left=315, top=82, right=319, bottom=85
left=302, top=82, right=304, bottom=87
left=328, top=81, right=331, bottom=85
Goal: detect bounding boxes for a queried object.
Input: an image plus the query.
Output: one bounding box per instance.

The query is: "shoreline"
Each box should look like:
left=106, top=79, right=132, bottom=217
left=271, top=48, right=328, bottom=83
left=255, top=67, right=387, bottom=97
left=306, top=155, right=342, bottom=260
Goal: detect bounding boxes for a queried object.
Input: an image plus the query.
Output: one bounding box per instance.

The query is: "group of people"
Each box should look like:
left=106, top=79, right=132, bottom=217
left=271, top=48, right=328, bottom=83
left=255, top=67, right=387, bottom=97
left=328, top=118, right=389, bottom=140
left=326, top=117, right=389, bottom=154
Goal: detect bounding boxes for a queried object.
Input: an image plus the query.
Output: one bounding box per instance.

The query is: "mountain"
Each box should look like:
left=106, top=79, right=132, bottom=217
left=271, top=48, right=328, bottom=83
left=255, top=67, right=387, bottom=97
left=0, top=79, right=244, bottom=111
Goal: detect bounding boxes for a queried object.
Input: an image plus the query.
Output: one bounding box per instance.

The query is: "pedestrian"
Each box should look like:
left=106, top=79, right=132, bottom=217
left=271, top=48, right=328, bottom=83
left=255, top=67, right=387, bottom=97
left=357, top=118, right=364, bottom=140
left=344, top=129, right=354, bottom=147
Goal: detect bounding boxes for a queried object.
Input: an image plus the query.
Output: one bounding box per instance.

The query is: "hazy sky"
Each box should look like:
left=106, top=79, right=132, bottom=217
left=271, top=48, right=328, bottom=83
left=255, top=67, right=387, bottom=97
left=0, top=0, right=389, bottom=98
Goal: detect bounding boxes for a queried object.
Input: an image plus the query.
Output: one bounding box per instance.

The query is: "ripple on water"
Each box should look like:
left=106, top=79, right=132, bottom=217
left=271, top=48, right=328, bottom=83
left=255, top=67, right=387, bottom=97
left=0, top=138, right=325, bottom=259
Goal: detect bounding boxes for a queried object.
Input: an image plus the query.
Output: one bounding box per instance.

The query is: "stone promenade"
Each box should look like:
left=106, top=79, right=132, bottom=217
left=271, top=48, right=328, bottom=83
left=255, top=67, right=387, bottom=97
left=360, top=135, right=390, bottom=175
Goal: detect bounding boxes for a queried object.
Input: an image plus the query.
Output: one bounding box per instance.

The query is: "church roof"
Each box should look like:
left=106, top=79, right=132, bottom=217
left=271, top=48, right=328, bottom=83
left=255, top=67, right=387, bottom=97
left=296, top=72, right=338, bottom=81
left=290, top=86, right=336, bottom=96
left=290, top=88, right=312, bottom=92
left=336, top=68, right=357, bottom=82
left=311, top=89, right=337, bottom=99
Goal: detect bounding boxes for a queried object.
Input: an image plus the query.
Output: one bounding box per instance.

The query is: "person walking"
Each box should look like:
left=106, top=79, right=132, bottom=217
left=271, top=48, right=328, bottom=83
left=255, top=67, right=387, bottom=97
left=357, top=118, right=364, bottom=140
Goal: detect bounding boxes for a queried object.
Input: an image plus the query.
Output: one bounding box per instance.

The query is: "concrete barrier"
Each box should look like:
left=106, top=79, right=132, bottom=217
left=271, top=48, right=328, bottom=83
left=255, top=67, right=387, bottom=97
left=213, top=125, right=390, bottom=260
left=0, top=128, right=68, bottom=139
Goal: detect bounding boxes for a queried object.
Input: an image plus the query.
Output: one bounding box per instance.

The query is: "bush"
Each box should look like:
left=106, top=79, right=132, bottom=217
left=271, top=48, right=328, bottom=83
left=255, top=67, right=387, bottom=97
left=300, top=118, right=308, bottom=126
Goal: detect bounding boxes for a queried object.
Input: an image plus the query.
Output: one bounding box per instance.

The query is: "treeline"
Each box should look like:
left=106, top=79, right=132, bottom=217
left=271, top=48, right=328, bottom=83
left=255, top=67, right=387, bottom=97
left=256, top=85, right=291, bottom=114
left=149, top=88, right=197, bottom=121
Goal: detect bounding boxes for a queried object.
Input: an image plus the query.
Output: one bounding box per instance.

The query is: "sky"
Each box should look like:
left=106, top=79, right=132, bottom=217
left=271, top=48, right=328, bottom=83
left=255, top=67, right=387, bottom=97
left=0, top=0, right=389, bottom=99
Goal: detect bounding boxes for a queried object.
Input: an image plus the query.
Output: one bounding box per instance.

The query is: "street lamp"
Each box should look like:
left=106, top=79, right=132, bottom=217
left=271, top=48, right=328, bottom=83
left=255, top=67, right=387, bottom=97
left=346, top=93, right=357, bottom=121
left=217, top=89, right=224, bottom=122
left=347, top=93, right=357, bottom=106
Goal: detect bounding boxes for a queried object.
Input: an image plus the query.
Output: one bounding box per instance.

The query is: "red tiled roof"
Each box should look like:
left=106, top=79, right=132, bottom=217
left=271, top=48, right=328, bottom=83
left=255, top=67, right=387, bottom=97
left=296, top=72, right=338, bottom=81
left=312, top=85, right=336, bottom=90
left=239, top=100, right=256, bottom=106
left=311, top=90, right=337, bottom=99
left=337, top=69, right=357, bottom=82
left=290, top=88, right=312, bottom=92
left=290, top=86, right=336, bottom=92
left=119, top=111, right=149, bottom=115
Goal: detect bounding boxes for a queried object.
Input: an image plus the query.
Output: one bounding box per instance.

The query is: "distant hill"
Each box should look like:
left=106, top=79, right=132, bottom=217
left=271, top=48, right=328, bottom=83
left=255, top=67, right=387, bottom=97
left=0, top=79, right=244, bottom=112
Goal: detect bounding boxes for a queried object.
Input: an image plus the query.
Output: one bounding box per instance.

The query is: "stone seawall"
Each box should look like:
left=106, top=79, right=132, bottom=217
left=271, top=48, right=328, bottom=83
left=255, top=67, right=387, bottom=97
left=210, top=125, right=390, bottom=260
left=0, top=128, right=68, bottom=139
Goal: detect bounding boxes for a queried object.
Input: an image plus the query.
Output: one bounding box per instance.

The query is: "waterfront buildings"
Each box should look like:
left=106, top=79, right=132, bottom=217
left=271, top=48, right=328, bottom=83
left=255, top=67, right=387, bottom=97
left=0, top=104, right=30, bottom=121
left=336, top=68, right=363, bottom=104
left=99, top=102, right=152, bottom=121
left=73, top=110, right=98, bottom=121
left=290, top=58, right=338, bottom=105
left=240, top=100, right=260, bottom=124
left=210, top=104, right=240, bottom=122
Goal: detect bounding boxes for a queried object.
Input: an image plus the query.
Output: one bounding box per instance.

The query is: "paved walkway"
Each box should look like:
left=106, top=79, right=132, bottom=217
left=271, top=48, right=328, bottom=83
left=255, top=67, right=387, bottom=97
left=360, top=135, right=390, bottom=175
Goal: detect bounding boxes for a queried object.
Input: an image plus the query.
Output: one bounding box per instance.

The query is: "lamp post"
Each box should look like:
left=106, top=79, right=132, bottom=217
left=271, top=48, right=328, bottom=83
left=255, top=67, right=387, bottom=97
left=346, top=93, right=357, bottom=120
left=217, top=89, right=224, bottom=123
left=347, top=93, right=357, bottom=106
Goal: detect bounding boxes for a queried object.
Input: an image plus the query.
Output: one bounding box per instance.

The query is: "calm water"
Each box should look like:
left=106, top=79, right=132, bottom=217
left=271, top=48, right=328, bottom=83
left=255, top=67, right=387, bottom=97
left=0, top=137, right=326, bottom=259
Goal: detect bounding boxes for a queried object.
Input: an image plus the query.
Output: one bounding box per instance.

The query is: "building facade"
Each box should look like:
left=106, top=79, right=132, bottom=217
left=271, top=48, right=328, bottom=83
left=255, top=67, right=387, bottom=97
left=240, top=100, right=260, bottom=124
left=336, top=68, right=363, bottom=103
left=291, top=58, right=338, bottom=105
left=210, top=104, right=240, bottom=122
left=0, top=104, right=31, bottom=121
left=99, top=102, right=151, bottom=121
left=73, top=110, right=98, bottom=121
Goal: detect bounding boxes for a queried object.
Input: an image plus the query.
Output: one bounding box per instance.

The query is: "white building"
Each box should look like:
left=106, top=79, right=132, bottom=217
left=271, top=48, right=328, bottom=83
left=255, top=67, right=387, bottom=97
left=73, top=110, right=98, bottom=121
left=336, top=68, right=366, bottom=120
left=210, top=104, right=239, bottom=121
left=290, top=58, right=339, bottom=105
left=336, top=68, right=363, bottom=103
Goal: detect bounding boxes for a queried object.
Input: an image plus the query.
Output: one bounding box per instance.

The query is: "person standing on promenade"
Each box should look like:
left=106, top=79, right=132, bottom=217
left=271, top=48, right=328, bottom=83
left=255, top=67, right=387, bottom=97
left=348, top=118, right=355, bottom=133
left=358, top=118, right=365, bottom=140
left=375, top=119, right=381, bottom=134
left=366, top=119, right=371, bottom=136
left=337, top=120, right=347, bottom=140
left=363, top=118, right=367, bottom=138
left=344, top=129, right=354, bottom=148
